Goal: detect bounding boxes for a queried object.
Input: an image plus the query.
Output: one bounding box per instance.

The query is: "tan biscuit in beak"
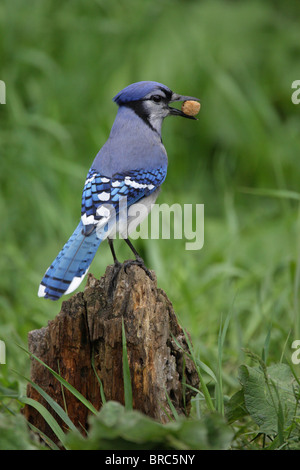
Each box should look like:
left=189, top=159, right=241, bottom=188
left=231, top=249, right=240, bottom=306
left=181, top=100, right=201, bottom=116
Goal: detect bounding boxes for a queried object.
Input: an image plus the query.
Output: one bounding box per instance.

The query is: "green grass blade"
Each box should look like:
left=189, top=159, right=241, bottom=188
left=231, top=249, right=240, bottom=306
left=262, top=325, right=272, bottom=363
left=19, top=396, right=67, bottom=448
left=164, top=386, right=180, bottom=420
left=12, top=369, right=78, bottom=433
left=57, top=360, right=68, bottom=416
left=195, top=359, right=217, bottom=384
left=181, top=329, right=215, bottom=412
left=238, top=187, right=300, bottom=201
left=171, top=333, right=217, bottom=383
left=216, top=311, right=232, bottom=415
left=27, top=421, right=61, bottom=450
left=17, top=344, right=98, bottom=415
left=91, top=350, right=106, bottom=405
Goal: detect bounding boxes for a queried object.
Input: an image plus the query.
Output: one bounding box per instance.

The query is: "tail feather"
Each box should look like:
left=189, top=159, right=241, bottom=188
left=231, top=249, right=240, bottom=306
left=38, top=221, right=102, bottom=300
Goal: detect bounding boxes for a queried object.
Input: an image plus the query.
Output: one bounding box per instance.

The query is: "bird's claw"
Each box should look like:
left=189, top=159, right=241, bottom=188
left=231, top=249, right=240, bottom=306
left=124, top=258, right=153, bottom=280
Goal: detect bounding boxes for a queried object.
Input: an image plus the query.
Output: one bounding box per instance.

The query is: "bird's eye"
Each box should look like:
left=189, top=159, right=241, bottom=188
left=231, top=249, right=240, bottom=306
left=151, top=95, right=162, bottom=103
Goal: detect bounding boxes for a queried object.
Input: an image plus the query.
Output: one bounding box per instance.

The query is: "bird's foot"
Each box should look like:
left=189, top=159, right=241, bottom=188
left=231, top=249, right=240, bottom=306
left=123, top=257, right=153, bottom=281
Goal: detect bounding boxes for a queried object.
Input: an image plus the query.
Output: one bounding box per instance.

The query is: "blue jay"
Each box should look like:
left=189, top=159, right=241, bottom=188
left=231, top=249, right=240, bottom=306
left=38, top=81, right=199, bottom=300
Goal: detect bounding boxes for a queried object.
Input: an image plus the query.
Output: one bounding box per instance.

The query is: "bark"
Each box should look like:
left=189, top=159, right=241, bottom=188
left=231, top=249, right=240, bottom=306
left=23, top=264, right=199, bottom=442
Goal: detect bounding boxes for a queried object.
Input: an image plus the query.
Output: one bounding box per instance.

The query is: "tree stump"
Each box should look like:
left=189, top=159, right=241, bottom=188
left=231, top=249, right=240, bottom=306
left=23, top=264, right=199, bottom=442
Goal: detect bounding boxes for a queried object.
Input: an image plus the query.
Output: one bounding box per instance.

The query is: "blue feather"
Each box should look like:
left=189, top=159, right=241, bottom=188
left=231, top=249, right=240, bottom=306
left=38, top=221, right=102, bottom=300
left=38, top=166, right=166, bottom=301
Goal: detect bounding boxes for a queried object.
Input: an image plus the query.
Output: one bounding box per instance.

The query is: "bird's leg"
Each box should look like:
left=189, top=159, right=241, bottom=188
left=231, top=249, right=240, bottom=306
left=107, top=238, right=122, bottom=295
left=108, top=238, right=122, bottom=275
left=123, top=238, right=153, bottom=280
left=108, top=238, right=121, bottom=266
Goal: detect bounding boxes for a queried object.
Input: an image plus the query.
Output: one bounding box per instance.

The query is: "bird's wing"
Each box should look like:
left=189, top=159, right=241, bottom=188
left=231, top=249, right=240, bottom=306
left=80, top=167, right=167, bottom=232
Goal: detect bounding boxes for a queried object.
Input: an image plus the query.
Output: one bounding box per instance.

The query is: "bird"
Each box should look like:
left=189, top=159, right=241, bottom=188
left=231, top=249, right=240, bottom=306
left=38, top=81, right=199, bottom=300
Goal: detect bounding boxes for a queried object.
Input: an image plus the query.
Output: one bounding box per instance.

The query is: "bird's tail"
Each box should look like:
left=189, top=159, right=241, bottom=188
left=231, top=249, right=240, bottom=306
left=38, top=221, right=102, bottom=300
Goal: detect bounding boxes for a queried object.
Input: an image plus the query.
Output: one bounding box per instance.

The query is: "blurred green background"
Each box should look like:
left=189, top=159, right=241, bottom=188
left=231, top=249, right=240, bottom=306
left=0, top=0, right=300, bottom=394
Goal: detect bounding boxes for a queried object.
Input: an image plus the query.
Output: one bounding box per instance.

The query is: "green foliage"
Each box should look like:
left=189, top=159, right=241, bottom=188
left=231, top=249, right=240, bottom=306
left=0, top=414, right=41, bottom=450
left=238, top=363, right=297, bottom=435
left=65, top=401, right=233, bottom=450
left=226, top=355, right=300, bottom=449
left=1, top=0, right=300, bottom=450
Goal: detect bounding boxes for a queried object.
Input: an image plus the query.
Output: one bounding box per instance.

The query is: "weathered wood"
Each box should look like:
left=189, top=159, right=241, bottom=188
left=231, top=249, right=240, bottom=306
left=23, top=263, right=199, bottom=441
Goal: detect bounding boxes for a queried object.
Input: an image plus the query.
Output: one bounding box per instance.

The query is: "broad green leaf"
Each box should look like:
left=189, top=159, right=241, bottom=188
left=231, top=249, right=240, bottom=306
left=175, top=412, right=233, bottom=450
left=0, top=414, right=42, bottom=450
left=238, top=363, right=298, bottom=434
left=225, top=389, right=248, bottom=424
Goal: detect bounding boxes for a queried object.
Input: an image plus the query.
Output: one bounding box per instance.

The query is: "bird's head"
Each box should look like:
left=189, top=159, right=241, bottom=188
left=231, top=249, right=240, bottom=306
left=113, top=81, right=200, bottom=133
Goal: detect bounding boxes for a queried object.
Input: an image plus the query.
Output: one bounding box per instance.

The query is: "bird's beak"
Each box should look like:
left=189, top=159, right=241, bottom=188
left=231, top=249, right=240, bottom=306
left=168, top=93, right=200, bottom=120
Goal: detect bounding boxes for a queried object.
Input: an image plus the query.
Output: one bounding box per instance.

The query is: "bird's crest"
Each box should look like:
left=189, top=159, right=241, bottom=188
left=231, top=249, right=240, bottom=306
left=113, top=81, right=172, bottom=105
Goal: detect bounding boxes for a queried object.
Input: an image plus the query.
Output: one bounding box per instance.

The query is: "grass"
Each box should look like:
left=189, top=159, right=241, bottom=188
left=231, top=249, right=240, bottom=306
left=1, top=0, right=300, bottom=449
